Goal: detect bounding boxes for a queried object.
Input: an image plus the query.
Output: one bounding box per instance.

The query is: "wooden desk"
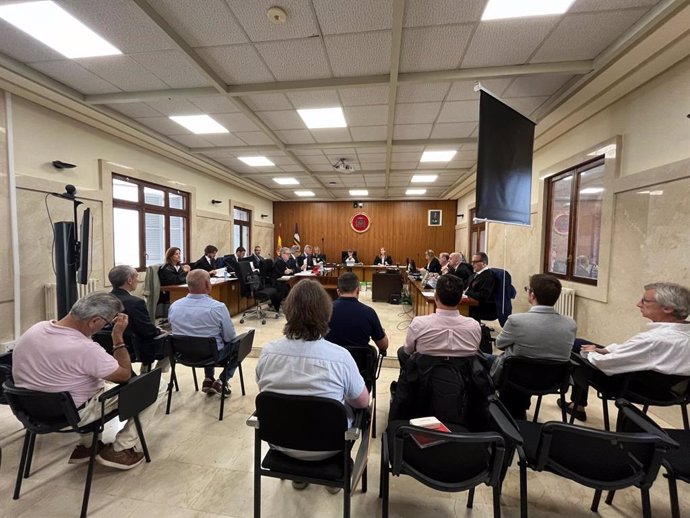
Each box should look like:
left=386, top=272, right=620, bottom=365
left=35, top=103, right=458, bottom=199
left=406, top=275, right=477, bottom=316
left=371, top=272, right=403, bottom=302
left=335, top=265, right=402, bottom=284
left=286, top=273, right=339, bottom=300
left=162, top=278, right=244, bottom=316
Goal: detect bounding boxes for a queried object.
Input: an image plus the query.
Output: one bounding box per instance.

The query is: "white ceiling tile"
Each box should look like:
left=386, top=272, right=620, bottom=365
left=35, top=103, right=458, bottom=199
left=130, top=51, right=210, bottom=88
left=324, top=32, right=391, bottom=76
left=393, top=125, right=432, bottom=140
left=430, top=122, right=477, bottom=138
left=446, top=78, right=513, bottom=100
left=437, top=100, right=479, bottom=123
left=404, top=0, right=486, bottom=27
left=287, top=90, right=341, bottom=109
left=275, top=130, right=316, bottom=144
left=300, top=155, right=330, bottom=165
left=455, top=150, right=478, bottom=161
left=242, top=93, right=293, bottom=111
left=168, top=134, right=212, bottom=147
left=107, top=103, right=161, bottom=118
left=390, top=151, right=420, bottom=161
left=394, top=102, right=442, bottom=124
left=226, top=0, right=319, bottom=42
left=358, top=163, right=386, bottom=171
left=461, top=143, right=478, bottom=152
left=388, top=176, right=410, bottom=187
left=310, top=163, right=338, bottom=171
left=189, top=96, right=240, bottom=114
left=344, top=105, right=389, bottom=126
left=400, top=25, right=474, bottom=73
left=396, top=82, right=451, bottom=103
left=60, top=0, right=176, bottom=53
left=257, top=110, right=305, bottom=130
left=446, top=160, right=475, bottom=169
left=268, top=156, right=297, bottom=166
left=350, top=126, right=388, bottom=141
left=357, top=146, right=388, bottom=154
left=279, top=164, right=307, bottom=172
left=31, top=60, right=119, bottom=95
left=213, top=113, right=261, bottom=132
left=391, top=162, right=418, bottom=170
left=196, top=45, right=274, bottom=84
left=503, top=96, right=549, bottom=117
left=356, top=152, right=386, bottom=162
left=461, top=17, right=559, bottom=68
left=135, top=117, right=189, bottom=135
left=324, top=148, right=357, bottom=156
left=339, top=86, right=390, bottom=106
left=76, top=55, right=168, bottom=91
left=392, top=145, right=425, bottom=152
left=255, top=39, right=331, bottom=81
left=314, top=0, right=392, bottom=34
left=571, top=0, right=658, bottom=12
left=145, top=98, right=203, bottom=116
left=146, top=0, right=248, bottom=47
left=200, top=134, right=249, bottom=147
left=532, top=10, right=648, bottom=63
left=311, top=128, right=352, bottom=143
left=503, top=75, right=574, bottom=98
left=293, top=149, right=326, bottom=156
left=235, top=132, right=275, bottom=145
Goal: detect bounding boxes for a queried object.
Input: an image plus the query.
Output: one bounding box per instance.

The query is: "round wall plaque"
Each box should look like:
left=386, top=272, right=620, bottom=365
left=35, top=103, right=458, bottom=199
left=350, top=212, right=371, bottom=233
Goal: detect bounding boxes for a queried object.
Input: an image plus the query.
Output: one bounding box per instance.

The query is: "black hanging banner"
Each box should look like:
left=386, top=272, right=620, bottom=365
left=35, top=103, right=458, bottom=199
left=475, top=89, right=535, bottom=226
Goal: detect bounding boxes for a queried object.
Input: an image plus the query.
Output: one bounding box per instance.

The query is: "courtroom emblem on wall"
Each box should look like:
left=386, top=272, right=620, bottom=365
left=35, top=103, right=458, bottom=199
left=350, top=212, right=371, bottom=233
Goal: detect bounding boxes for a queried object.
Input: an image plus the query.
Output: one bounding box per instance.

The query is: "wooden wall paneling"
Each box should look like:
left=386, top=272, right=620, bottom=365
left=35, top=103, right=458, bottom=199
left=273, top=201, right=457, bottom=266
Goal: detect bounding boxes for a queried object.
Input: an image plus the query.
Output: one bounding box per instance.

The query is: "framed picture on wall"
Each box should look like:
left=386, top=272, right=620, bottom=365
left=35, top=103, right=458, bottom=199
left=428, top=209, right=442, bottom=226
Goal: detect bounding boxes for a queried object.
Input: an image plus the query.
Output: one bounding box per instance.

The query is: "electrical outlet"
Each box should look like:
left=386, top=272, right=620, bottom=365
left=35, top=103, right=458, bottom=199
left=1, top=341, right=16, bottom=353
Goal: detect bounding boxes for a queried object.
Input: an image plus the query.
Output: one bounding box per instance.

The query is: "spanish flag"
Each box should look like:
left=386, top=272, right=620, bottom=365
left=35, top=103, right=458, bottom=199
left=276, top=222, right=282, bottom=253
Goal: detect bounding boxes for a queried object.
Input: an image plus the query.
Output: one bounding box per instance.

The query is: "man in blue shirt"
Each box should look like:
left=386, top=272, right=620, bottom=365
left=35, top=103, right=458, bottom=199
left=326, top=273, right=389, bottom=354
left=168, top=269, right=238, bottom=395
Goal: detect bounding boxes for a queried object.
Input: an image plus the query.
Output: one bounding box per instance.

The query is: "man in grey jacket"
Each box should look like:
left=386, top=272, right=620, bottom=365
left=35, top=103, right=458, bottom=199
left=490, top=273, right=577, bottom=418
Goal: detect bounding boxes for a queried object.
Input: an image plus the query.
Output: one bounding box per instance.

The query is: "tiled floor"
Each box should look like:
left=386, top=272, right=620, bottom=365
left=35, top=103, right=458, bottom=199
left=0, top=290, right=687, bottom=517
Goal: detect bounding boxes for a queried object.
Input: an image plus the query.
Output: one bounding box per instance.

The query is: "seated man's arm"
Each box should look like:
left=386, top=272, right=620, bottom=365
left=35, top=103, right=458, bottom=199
left=495, top=317, right=517, bottom=351
left=347, top=387, right=370, bottom=409
left=466, top=273, right=495, bottom=301
left=216, top=305, right=237, bottom=343
left=588, top=334, right=652, bottom=375
left=402, top=319, right=419, bottom=355
left=374, top=335, right=389, bottom=354
left=104, top=313, right=132, bottom=383
left=130, top=299, right=160, bottom=339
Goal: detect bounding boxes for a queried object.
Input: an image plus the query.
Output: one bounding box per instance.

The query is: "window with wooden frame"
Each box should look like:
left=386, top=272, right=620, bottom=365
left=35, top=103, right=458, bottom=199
left=468, top=207, right=486, bottom=258
left=544, top=156, right=604, bottom=285
left=112, top=174, right=190, bottom=270
left=233, top=206, right=251, bottom=250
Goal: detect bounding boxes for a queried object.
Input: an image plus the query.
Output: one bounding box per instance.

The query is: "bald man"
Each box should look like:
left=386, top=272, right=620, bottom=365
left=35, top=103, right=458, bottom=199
left=168, top=269, right=238, bottom=396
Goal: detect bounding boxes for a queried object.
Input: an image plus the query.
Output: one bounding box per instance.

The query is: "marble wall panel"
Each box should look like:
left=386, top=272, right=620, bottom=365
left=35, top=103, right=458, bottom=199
left=195, top=215, right=232, bottom=259
left=0, top=92, right=13, bottom=341
left=253, top=222, right=275, bottom=258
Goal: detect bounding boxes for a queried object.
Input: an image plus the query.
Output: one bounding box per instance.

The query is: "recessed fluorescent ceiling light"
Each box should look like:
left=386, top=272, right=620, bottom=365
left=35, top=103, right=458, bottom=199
left=297, top=107, right=347, bottom=129
left=169, top=115, right=228, bottom=134
left=579, top=187, right=604, bottom=194
left=295, top=190, right=315, bottom=197
left=239, top=156, right=275, bottom=167
left=406, top=189, right=427, bottom=195
left=482, top=0, right=575, bottom=21
left=273, top=177, right=299, bottom=185
left=0, top=1, right=121, bottom=59
left=420, top=150, right=456, bottom=162
left=349, top=190, right=368, bottom=196
left=411, top=174, right=438, bottom=183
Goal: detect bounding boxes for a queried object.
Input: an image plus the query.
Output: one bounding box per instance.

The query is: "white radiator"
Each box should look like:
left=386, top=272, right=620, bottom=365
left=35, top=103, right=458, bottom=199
left=555, top=288, right=576, bottom=318
left=44, top=279, right=99, bottom=320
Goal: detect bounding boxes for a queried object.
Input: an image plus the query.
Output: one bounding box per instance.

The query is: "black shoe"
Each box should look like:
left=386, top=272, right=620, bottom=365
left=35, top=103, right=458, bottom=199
left=557, top=399, right=587, bottom=421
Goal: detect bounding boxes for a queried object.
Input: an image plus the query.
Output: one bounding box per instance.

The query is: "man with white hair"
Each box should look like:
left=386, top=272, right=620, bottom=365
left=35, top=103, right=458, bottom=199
left=169, top=269, right=238, bottom=396
left=13, top=292, right=165, bottom=470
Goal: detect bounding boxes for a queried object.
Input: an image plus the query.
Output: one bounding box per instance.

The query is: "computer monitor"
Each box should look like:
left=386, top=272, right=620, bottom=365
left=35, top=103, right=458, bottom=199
left=409, top=259, right=417, bottom=273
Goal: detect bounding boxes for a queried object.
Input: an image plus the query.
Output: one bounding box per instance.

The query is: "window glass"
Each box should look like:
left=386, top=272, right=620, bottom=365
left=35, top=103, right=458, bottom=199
left=546, top=175, right=572, bottom=275
left=113, top=208, right=139, bottom=266
left=169, top=192, right=184, bottom=209
left=233, top=208, right=250, bottom=221
left=170, top=216, right=186, bottom=261
left=144, top=213, right=165, bottom=266
left=113, top=178, right=138, bottom=202
left=144, top=187, right=165, bottom=207
left=573, top=163, right=604, bottom=280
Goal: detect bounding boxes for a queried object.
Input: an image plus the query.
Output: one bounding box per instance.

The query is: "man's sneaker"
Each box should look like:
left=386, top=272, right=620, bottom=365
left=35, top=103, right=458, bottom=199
left=68, top=440, right=105, bottom=464
left=292, top=481, right=309, bottom=490
left=212, top=379, right=230, bottom=397
left=202, top=377, right=214, bottom=394
left=96, top=445, right=145, bottom=470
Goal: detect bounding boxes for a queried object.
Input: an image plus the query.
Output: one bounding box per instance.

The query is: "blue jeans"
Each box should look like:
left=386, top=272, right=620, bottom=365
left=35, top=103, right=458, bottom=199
left=204, top=340, right=239, bottom=383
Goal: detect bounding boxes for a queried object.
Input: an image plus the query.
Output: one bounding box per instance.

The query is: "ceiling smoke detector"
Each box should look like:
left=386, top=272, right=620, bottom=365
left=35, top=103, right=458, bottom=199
left=333, top=158, right=355, bottom=173
left=267, top=7, right=287, bottom=24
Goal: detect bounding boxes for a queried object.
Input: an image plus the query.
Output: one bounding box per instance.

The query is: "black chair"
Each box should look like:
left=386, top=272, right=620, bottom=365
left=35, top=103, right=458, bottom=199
left=237, top=260, right=279, bottom=325
left=3, top=369, right=162, bottom=518
left=342, top=344, right=382, bottom=437
left=610, top=399, right=688, bottom=518
left=248, top=391, right=366, bottom=518
left=166, top=331, right=253, bottom=420
left=515, top=398, right=677, bottom=518
left=496, top=357, right=573, bottom=422
left=380, top=398, right=519, bottom=518
left=0, top=350, right=12, bottom=405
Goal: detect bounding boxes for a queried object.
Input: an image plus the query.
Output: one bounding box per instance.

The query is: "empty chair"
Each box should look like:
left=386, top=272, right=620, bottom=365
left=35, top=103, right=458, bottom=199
left=248, top=391, right=367, bottom=518
left=496, top=357, right=573, bottom=422
left=515, top=398, right=677, bottom=518
left=3, top=369, right=162, bottom=518
left=237, top=260, right=278, bottom=325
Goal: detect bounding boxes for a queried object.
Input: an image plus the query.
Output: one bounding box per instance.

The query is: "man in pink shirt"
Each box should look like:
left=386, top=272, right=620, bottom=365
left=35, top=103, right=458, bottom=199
left=13, top=292, right=165, bottom=470
left=397, top=275, right=482, bottom=368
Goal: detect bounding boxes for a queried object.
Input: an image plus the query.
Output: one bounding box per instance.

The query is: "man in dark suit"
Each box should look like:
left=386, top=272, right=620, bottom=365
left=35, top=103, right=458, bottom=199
left=297, top=244, right=316, bottom=271
left=191, top=245, right=219, bottom=273
left=447, top=252, right=473, bottom=289
left=223, top=246, right=246, bottom=274
left=108, top=265, right=167, bottom=372
left=250, top=245, right=264, bottom=270
left=270, top=247, right=295, bottom=312
left=465, top=252, right=497, bottom=321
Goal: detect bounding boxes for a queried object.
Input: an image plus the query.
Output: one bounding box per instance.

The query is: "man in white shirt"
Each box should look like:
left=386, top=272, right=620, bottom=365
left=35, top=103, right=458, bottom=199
left=564, top=282, right=690, bottom=421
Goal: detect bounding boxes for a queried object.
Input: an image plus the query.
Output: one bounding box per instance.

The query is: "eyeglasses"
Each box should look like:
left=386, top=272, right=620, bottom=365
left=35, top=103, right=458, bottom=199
left=639, top=297, right=656, bottom=304
left=96, top=315, right=116, bottom=326
left=523, top=286, right=533, bottom=294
